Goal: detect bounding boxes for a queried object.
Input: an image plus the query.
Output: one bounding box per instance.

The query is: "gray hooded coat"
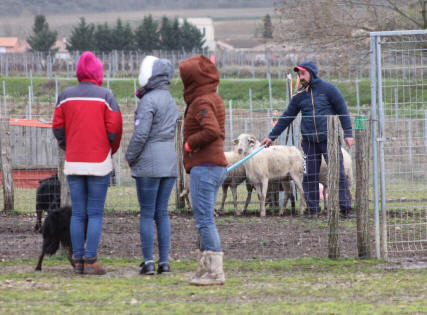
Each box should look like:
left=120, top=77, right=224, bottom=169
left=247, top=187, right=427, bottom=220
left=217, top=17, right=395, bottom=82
left=125, top=58, right=179, bottom=177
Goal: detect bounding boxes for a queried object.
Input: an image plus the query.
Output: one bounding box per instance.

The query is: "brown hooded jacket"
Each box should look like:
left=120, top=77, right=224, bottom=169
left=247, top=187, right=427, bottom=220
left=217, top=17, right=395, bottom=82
left=179, top=55, right=227, bottom=173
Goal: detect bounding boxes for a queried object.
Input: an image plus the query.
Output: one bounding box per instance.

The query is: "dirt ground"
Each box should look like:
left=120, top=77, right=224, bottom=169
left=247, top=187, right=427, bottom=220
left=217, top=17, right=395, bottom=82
left=0, top=211, right=367, bottom=262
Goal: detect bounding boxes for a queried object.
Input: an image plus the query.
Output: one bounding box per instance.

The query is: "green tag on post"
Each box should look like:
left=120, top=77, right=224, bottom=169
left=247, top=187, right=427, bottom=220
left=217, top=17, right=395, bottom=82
left=355, top=116, right=368, bottom=130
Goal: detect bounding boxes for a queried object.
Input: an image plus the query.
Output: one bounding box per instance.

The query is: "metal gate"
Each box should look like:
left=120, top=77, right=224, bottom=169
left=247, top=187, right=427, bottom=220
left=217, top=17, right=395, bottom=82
left=370, top=30, right=427, bottom=260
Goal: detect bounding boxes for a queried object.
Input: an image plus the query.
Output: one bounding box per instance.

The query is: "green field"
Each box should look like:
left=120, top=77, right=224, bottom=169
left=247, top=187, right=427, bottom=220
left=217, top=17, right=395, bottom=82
left=0, top=258, right=426, bottom=314
left=4, top=75, right=426, bottom=118
left=1, top=76, right=373, bottom=114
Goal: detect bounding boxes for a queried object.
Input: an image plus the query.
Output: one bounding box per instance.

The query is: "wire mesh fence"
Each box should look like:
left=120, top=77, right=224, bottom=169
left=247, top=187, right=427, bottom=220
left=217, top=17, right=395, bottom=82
left=0, top=108, right=423, bottom=261
left=0, top=114, right=344, bottom=213
left=370, top=30, right=427, bottom=259
left=0, top=50, right=370, bottom=80
left=0, top=113, right=366, bottom=262
left=1, top=31, right=426, bottom=262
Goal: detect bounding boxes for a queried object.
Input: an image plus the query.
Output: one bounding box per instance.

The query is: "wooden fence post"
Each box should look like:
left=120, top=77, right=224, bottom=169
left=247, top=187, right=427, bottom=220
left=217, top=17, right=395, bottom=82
left=0, top=117, right=14, bottom=210
left=58, top=148, right=71, bottom=207
left=327, top=116, right=340, bottom=259
left=174, top=119, right=185, bottom=210
left=355, top=115, right=371, bottom=258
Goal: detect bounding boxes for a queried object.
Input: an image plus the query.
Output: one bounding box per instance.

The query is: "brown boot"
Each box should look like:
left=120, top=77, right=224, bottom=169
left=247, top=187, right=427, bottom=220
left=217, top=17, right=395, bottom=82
left=84, top=257, right=106, bottom=275
left=189, top=251, right=225, bottom=286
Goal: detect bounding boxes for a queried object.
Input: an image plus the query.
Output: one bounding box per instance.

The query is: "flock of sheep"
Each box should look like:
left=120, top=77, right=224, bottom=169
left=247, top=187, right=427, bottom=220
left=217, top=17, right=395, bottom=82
left=181, top=133, right=353, bottom=217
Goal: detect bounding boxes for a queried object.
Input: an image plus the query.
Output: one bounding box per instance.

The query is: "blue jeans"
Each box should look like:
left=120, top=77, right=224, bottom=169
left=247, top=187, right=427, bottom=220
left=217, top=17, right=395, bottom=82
left=135, top=177, right=176, bottom=264
left=301, top=140, right=353, bottom=214
left=67, top=174, right=110, bottom=259
left=190, top=165, right=227, bottom=252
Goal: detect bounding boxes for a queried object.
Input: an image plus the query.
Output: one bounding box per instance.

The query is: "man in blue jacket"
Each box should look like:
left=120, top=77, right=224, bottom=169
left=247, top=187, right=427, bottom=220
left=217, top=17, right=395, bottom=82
left=261, top=61, right=354, bottom=217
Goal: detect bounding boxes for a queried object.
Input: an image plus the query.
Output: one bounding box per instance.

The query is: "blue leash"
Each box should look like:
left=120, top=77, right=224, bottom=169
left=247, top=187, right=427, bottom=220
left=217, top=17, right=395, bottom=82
left=226, top=145, right=265, bottom=173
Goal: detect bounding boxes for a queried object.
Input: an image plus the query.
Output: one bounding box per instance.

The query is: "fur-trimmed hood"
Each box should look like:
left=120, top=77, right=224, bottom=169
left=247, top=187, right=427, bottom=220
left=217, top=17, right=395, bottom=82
left=136, top=56, right=174, bottom=98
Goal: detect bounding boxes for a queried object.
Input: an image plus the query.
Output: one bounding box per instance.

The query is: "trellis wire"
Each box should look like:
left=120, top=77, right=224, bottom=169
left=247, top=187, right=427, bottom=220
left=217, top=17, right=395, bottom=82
left=0, top=50, right=371, bottom=80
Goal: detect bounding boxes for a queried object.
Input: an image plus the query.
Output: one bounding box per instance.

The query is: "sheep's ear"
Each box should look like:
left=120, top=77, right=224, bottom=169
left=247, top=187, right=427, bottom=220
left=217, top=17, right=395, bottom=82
left=249, top=135, right=256, bottom=146
left=232, top=138, right=239, bottom=145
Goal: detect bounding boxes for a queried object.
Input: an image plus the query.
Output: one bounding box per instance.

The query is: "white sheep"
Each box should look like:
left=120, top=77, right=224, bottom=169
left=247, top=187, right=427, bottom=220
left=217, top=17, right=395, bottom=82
left=181, top=151, right=254, bottom=216
left=265, top=147, right=353, bottom=213
left=220, top=150, right=296, bottom=215
left=319, top=147, right=353, bottom=212
left=218, top=151, right=253, bottom=215
left=264, top=178, right=296, bottom=214
left=234, top=133, right=306, bottom=217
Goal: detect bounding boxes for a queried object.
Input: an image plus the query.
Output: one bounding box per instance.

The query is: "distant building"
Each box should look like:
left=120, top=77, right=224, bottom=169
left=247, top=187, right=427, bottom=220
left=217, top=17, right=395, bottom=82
left=53, top=38, right=70, bottom=60
left=179, top=17, right=215, bottom=52
left=0, top=37, right=28, bottom=53
left=216, top=38, right=265, bottom=51
left=216, top=38, right=297, bottom=64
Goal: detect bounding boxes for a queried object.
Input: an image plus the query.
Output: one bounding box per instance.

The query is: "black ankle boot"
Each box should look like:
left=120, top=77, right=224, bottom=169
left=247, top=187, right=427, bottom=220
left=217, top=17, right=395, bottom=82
left=72, top=256, right=84, bottom=274
left=139, top=261, right=155, bottom=275
left=157, top=263, right=171, bottom=274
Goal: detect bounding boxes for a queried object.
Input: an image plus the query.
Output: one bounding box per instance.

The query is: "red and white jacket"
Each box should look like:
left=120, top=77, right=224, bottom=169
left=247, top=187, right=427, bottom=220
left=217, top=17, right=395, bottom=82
left=52, top=52, right=122, bottom=176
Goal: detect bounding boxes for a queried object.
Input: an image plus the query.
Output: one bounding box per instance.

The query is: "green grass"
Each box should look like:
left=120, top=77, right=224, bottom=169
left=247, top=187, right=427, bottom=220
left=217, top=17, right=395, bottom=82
left=1, top=76, right=372, bottom=112
left=2, top=179, right=427, bottom=215
left=3, top=75, right=425, bottom=118
left=0, top=257, right=426, bottom=314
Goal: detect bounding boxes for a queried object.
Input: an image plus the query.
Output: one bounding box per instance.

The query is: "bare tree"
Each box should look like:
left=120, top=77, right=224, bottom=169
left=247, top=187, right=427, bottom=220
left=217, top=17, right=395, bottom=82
left=275, top=0, right=426, bottom=70
left=343, top=0, right=427, bottom=29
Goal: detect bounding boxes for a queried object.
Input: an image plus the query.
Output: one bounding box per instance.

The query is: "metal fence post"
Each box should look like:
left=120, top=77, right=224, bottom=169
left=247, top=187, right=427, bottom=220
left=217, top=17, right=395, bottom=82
left=249, top=89, right=253, bottom=131
left=5, top=54, right=8, bottom=78
left=370, top=34, right=381, bottom=259
left=2, top=81, right=6, bottom=118
left=251, top=57, right=255, bottom=79
left=355, top=79, right=360, bottom=114
left=375, top=35, right=388, bottom=260
left=268, top=72, right=273, bottom=113
left=229, top=100, right=234, bottom=142
left=28, top=86, right=32, bottom=119
left=134, top=79, right=137, bottom=108
left=55, top=76, right=58, bottom=103
left=408, top=120, right=413, bottom=165
left=425, top=110, right=427, bottom=154
left=394, top=88, right=399, bottom=130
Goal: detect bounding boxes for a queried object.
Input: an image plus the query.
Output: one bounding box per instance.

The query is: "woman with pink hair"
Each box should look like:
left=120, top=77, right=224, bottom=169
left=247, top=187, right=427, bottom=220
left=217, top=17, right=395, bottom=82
left=52, top=52, right=122, bottom=275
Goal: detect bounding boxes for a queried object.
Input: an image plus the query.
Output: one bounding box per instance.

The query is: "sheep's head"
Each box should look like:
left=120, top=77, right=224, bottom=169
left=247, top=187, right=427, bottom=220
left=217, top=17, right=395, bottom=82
left=234, top=133, right=258, bottom=156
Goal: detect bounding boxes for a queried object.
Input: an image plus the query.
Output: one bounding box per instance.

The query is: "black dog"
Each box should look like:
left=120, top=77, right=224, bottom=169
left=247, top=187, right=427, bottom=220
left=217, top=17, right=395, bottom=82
left=35, top=206, right=87, bottom=271
left=35, top=174, right=61, bottom=231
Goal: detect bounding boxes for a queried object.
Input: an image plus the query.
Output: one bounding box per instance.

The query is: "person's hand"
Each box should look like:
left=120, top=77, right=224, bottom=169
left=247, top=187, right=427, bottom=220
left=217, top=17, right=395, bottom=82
left=184, top=142, right=192, bottom=152
left=260, top=138, right=273, bottom=148
left=344, top=137, right=354, bottom=148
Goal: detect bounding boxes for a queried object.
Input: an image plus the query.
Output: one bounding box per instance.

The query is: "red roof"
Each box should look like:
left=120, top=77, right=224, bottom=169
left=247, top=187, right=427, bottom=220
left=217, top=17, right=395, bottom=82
left=9, top=118, right=52, bottom=128
left=0, top=37, right=19, bottom=47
